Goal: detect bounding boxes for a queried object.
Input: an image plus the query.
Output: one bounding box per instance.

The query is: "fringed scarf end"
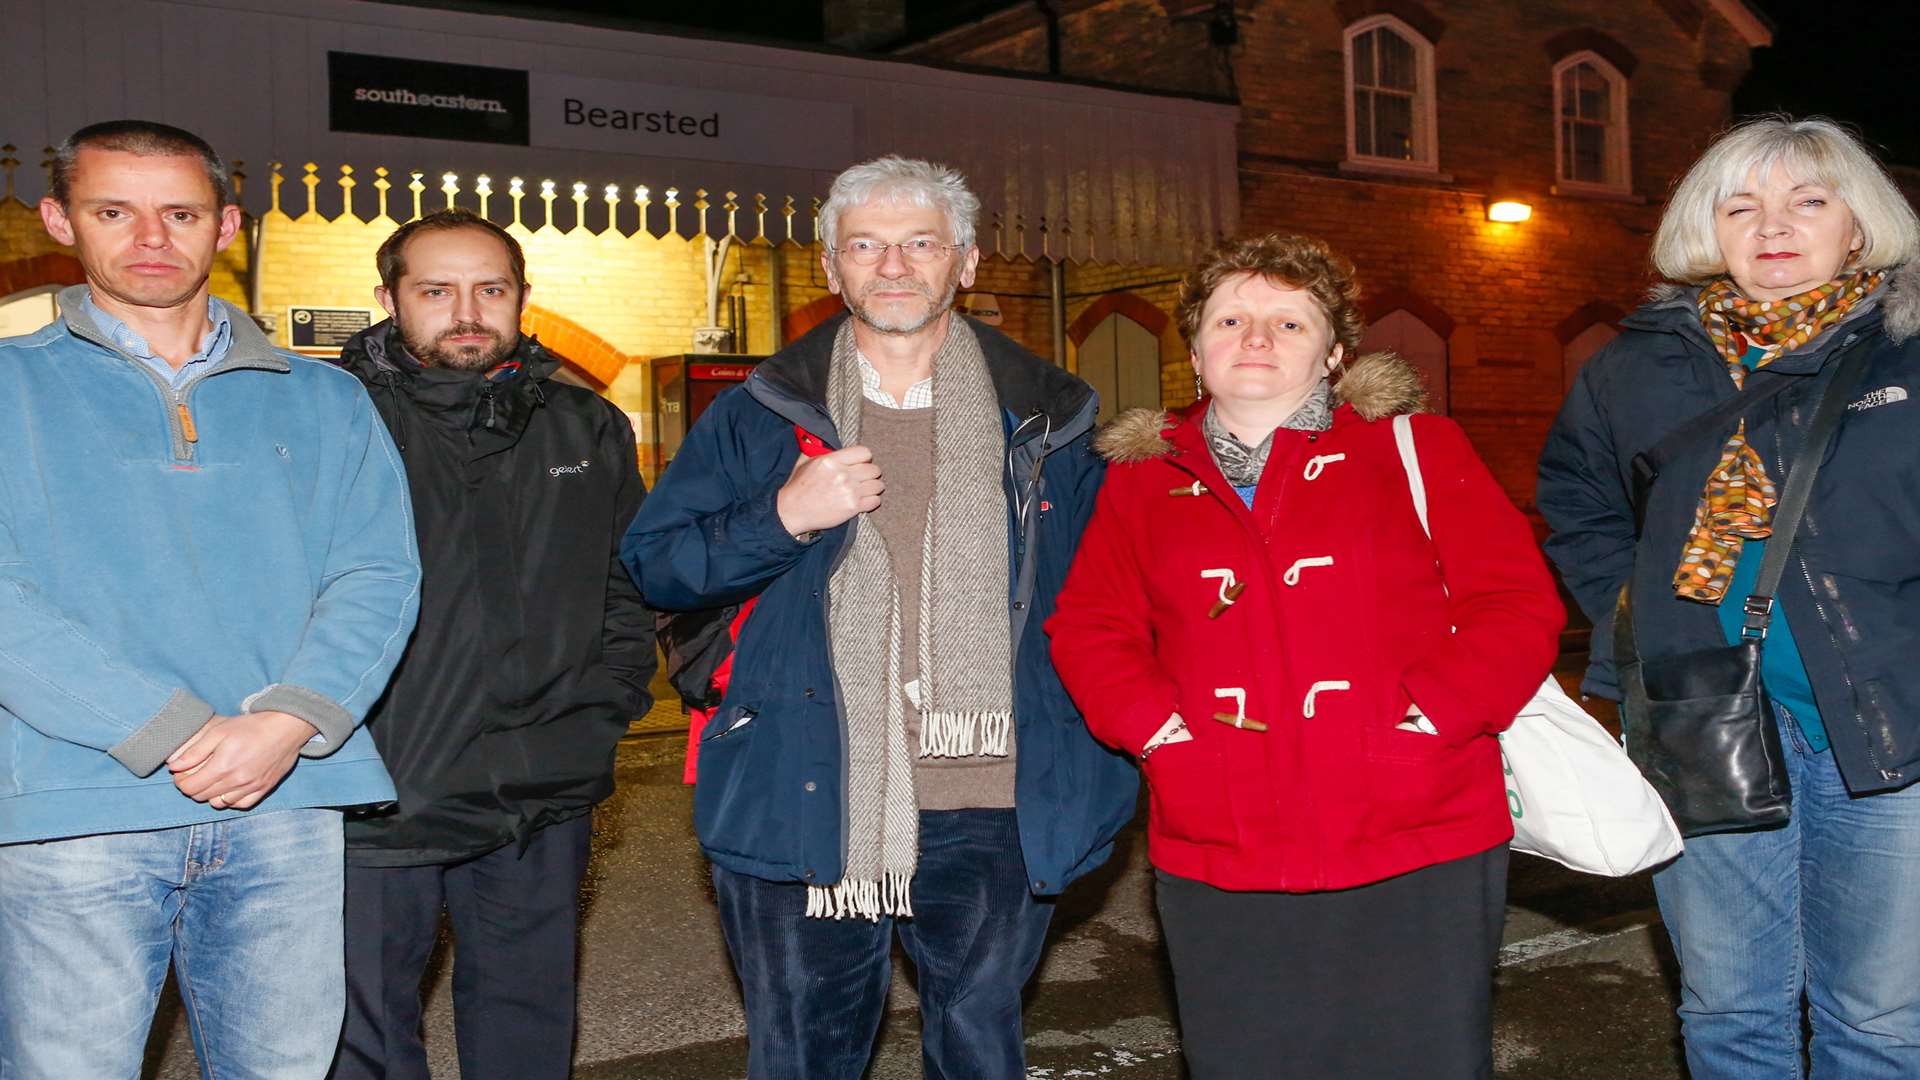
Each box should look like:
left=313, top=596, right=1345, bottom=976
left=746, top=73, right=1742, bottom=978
left=919, top=710, right=1013, bottom=757
left=805, top=872, right=916, bottom=921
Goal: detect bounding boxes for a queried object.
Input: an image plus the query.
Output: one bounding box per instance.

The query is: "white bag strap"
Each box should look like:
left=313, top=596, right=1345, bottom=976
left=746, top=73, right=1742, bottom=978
left=1392, top=413, right=1429, bottom=538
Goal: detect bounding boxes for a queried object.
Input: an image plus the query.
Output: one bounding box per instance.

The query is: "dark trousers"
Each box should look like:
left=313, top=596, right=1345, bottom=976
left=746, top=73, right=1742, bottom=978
left=712, top=808, right=1055, bottom=1080
left=1156, top=844, right=1509, bottom=1080
left=330, top=813, right=594, bottom=1080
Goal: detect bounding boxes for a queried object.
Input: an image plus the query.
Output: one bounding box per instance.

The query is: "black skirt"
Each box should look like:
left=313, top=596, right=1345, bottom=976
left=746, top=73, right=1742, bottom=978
left=1155, top=844, right=1509, bottom=1080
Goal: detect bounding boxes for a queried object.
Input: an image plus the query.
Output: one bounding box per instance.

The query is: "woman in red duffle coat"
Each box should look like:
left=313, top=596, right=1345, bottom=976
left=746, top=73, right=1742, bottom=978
left=1047, top=234, right=1563, bottom=1080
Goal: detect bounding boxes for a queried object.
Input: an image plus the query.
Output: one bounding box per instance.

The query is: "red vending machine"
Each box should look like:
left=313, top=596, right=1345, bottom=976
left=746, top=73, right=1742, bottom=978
left=649, top=354, right=765, bottom=477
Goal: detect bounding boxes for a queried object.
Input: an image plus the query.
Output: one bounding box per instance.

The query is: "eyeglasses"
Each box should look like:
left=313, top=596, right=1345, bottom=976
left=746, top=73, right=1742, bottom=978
left=831, top=238, right=963, bottom=266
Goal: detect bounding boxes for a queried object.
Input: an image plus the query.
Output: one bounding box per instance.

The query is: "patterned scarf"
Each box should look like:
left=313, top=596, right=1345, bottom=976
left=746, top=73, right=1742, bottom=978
left=1202, top=379, right=1334, bottom=487
left=1673, top=269, right=1882, bottom=602
left=810, top=318, right=1013, bottom=920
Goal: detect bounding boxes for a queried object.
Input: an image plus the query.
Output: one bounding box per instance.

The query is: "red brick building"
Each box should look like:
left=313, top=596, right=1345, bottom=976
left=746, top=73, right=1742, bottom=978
left=888, top=0, right=1772, bottom=515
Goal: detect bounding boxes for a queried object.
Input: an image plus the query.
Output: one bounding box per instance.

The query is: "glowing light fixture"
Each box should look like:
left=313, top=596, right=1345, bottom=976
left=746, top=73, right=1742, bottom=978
left=1488, top=200, right=1532, bottom=223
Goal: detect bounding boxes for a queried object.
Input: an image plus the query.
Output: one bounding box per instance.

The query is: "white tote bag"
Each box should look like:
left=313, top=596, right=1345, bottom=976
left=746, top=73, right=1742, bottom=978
left=1393, top=414, right=1682, bottom=876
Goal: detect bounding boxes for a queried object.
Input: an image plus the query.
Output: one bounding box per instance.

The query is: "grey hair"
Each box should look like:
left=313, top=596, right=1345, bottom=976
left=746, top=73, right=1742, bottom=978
left=819, top=155, right=981, bottom=252
left=1651, top=116, right=1920, bottom=283
left=50, top=119, right=235, bottom=209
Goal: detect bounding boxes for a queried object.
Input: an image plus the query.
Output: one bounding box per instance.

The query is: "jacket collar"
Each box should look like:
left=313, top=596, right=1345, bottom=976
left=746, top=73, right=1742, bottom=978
left=1092, top=351, right=1428, bottom=463
left=1625, top=260, right=1920, bottom=369
left=337, top=320, right=556, bottom=449
left=746, top=310, right=1097, bottom=450
left=56, top=284, right=290, bottom=377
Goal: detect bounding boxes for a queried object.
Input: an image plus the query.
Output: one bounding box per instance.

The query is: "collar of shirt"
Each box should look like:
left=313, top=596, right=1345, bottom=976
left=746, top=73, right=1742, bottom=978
left=80, top=289, right=233, bottom=387
left=856, top=350, right=934, bottom=409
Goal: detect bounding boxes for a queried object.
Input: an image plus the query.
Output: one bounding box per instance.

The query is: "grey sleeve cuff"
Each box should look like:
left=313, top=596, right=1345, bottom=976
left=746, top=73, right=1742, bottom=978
left=109, top=689, right=217, bottom=777
left=243, top=684, right=356, bottom=758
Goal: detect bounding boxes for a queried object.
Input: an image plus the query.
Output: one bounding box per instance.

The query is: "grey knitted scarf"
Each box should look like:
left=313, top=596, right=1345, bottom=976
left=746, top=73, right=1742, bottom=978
left=808, top=318, right=1013, bottom=921
left=1203, top=379, right=1334, bottom=487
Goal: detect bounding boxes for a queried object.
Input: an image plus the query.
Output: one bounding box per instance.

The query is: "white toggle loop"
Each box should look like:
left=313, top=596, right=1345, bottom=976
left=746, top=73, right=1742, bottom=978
left=1302, top=680, right=1352, bottom=718
left=1214, top=687, right=1248, bottom=727
left=1200, top=568, right=1239, bottom=604
left=1283, top=556, right=1335, bottom=586
left=1303, top=453, right=1347, bottom=481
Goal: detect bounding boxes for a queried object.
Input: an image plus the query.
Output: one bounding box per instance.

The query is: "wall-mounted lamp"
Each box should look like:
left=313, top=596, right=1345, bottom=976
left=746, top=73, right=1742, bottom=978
left=1488, top=200, right=1533, bottom=223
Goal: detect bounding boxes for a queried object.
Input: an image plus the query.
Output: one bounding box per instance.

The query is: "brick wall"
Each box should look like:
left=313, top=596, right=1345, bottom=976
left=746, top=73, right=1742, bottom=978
left=904, top=0, right=1767, bottom=513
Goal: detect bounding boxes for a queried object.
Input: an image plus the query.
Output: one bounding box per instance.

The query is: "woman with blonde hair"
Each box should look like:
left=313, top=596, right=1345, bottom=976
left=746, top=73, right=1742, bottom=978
left=1540, top=116, right=1920, bottom=1078
left=1049, top=233, right=1563, bottom=1079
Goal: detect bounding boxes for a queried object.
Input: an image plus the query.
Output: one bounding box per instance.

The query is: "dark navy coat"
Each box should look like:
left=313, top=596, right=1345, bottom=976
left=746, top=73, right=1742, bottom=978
left=1539, top=266, right=1920, bottom=793
left=622, top=312, right=1138, bottom=892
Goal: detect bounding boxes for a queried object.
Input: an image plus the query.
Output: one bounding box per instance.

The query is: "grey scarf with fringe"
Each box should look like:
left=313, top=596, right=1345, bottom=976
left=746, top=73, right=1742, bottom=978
left=808, top=318, right=1013, bottom=921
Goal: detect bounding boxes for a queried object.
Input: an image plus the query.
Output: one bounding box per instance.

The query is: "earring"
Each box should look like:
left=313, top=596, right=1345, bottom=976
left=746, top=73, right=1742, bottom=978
left=1194, top=372, right=1205, bottom=400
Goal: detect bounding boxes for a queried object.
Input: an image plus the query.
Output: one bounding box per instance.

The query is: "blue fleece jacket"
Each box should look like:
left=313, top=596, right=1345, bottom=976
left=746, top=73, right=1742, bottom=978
left=0, top=288, right=421, bottom=843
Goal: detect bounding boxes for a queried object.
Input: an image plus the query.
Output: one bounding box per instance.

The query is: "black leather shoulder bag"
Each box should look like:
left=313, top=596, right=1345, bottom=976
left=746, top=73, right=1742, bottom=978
left=1614, top=343, right=1874, bottom=836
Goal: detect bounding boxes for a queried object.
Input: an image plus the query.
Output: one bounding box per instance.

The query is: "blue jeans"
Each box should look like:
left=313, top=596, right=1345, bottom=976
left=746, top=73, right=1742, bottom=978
left=712, top=808, right=1055, bottom=1080
left=1654, top=707, right=1920, bottom=1079
left=0, top=808, right=346, bottom=1080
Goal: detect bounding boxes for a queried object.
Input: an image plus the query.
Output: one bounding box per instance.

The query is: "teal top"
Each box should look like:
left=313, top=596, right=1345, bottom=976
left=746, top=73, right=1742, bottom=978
left=1713, top=345, right=1829, bottom=752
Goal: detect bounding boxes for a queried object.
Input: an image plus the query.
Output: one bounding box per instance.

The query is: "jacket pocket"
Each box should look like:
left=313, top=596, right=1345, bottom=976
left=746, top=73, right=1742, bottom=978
left=1362, top=680, right=1447, bottom=763
left=1142, top=740, right=1237, bottom=847
left=700, top=702, right=758, bottom=742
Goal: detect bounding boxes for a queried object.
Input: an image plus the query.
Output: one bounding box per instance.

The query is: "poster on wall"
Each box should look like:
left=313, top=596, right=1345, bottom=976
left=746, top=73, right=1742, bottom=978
left=328, top=51, right=531, bottom=146
left=288, top=306, right=377, bottom=354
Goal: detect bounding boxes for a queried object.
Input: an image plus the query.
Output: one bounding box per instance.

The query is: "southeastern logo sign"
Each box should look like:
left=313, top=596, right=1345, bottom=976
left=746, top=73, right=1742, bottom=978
left=328, top=52, right=530, bottom=146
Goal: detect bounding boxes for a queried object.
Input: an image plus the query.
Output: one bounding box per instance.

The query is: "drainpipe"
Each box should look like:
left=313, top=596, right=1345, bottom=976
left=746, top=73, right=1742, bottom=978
left=1039, top=1, right=1062, bottom=75
left=1050, top=260, right=1067, bottom=366
left=245, top=213, right=272, bottom=334
left=768, top=249, right=785, bottom=351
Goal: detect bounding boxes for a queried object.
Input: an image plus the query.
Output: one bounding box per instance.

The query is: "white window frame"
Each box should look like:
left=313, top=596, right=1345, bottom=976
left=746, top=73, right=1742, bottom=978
left=1343, top=14, right=1439, bottom=175
left=1552, top=52, right=1632, bottom=196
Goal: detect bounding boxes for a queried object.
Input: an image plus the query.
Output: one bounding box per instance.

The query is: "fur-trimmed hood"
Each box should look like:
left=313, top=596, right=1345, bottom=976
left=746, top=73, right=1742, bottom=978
left=1641, top=259, right=1920, bottom=344
left=1094, top=351, right=1427, bottom=464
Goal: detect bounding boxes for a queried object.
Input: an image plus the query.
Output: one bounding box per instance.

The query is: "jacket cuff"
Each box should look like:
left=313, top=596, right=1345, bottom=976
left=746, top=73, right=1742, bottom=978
left=109, top=689, right=216, bottom=777
left=1400, top=668, right=1501, bottom=749
left=243, top=684, right=354, bottom=758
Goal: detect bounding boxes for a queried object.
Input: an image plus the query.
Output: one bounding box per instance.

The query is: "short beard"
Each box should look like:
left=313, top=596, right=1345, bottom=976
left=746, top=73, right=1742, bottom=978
left=401, top=320, right=517, bottom=372
left=846, top=266, right=964, bottom=336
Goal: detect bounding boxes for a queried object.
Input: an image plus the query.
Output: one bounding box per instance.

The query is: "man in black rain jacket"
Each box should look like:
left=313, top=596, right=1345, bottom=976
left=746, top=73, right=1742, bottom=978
left=328, top=209, right=655, bottom=1080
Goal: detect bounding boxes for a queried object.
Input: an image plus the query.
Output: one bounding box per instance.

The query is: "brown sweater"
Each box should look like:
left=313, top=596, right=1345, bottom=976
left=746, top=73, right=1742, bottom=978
left=859, top=398, right=1017, bottom=810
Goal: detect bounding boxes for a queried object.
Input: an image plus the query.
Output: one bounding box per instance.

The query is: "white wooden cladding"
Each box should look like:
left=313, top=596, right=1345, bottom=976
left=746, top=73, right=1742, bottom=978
left=0, top=0, right=1240, bottom=264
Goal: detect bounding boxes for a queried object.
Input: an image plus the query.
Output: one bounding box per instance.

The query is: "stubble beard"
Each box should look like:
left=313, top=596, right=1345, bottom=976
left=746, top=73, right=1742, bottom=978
left=846, top=266, right=964, bottom=336
left=400, top=319, right=517, bottom=372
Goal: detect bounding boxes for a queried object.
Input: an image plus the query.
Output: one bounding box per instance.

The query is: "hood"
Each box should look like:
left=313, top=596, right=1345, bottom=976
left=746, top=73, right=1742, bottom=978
left=1635, top=260, right=1920, bottom=345
left=1094, top=351, right=1428, bottom=463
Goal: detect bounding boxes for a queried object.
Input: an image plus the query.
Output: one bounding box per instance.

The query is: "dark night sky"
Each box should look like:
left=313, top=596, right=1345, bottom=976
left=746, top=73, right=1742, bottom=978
left=396, top=1, right=1920, bottom=164
left=1736, top=1, right=1920, bottom=165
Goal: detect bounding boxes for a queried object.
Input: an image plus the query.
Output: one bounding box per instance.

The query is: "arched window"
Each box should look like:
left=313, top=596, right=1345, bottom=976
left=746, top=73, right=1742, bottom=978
left=1554, top=52, right=1631, bottom=194
left=1078, top=311, right=1162, bottom=416
left=1344, top=15, right=1438, bottom=172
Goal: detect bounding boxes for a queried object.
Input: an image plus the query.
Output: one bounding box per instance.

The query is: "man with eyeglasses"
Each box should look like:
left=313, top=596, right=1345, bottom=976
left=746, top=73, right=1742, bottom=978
left=623, top=155, right=1138, bottom=1078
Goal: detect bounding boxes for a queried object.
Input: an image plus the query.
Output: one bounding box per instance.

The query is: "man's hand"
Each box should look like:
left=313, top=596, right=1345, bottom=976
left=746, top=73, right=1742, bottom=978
left=776, top=445, right=884, bottom=537
left=167, top=711, right=319, bottom=810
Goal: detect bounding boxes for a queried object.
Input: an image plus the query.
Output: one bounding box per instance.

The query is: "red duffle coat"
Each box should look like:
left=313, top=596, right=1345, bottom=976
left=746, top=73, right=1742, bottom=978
left=1046, top=355, right=1564, bottom=891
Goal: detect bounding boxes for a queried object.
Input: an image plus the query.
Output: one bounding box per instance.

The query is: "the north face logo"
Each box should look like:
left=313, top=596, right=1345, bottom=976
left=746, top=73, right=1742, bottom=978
left=549, top=459, right=590, bottom=477
left=1848, top=386, right=1909, bottom=412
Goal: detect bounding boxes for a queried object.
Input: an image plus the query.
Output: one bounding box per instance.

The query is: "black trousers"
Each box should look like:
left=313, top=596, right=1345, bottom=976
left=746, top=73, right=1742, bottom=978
left=1155, top=844, right=1509, bottom=1080
left=330, top=814, right=594, bottom=1080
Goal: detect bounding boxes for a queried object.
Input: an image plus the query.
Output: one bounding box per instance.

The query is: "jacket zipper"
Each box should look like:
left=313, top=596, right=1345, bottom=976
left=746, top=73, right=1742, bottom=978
left=1769, top=355, right=1888, bottom=779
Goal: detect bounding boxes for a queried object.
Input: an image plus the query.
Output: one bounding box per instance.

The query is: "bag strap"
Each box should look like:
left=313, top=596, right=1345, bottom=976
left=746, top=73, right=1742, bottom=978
left=1393, top=414, right=1429, bottom=537
left=1630, top=372, right=1796, bottom=536
left=1732, top=343, right=1877, bottom=639
left=1616, top=338, right=1877, bottom=673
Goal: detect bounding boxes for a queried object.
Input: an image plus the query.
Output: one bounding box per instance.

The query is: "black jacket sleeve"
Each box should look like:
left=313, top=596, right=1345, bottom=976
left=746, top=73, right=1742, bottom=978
left=1538, top=340, right=1638, bottom=627
left=601, top=408, right=658, bottom=716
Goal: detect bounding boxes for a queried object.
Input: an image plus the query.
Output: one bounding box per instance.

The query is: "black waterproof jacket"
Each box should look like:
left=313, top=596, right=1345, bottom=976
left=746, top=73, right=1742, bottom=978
left=337, top=322, right=656, bottom=865
left=1539, top=264, right=1920, bottom=794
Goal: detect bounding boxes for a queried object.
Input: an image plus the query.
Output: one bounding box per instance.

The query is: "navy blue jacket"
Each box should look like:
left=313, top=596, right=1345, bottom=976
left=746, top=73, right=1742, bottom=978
left=622, top=312, right=1138, bottom=893
left=1539, top=266, right=1920, bottom=793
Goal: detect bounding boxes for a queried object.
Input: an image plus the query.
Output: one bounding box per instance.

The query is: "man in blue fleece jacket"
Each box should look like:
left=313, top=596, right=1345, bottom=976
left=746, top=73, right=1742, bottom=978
left=0, top=121, right=421, bottom=1079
